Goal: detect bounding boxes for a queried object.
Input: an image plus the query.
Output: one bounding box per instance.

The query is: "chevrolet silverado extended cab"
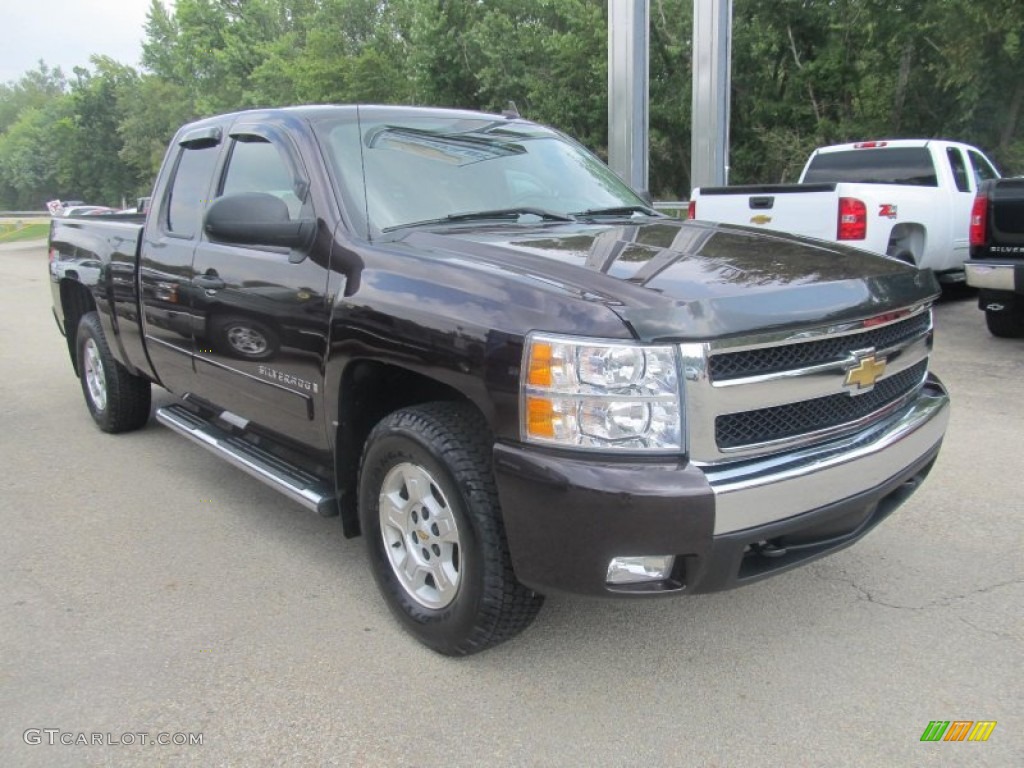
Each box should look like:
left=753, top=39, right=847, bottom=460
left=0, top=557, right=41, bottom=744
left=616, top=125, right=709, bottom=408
left=691, top=140, right=1001, bottom=283
left=50, top=106, right=950, bottom=655
left=966, top=178, right=1024, bottom=337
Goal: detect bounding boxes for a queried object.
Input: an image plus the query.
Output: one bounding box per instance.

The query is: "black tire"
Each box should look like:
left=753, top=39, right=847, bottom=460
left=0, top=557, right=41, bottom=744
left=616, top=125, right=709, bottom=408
left=358, top=402, right=543, bottom=655
left=76, top=312, right=151, bottom=433
left=210, top=315, right=280, bottom=360
left=985, top=308, right=1024, bottom=338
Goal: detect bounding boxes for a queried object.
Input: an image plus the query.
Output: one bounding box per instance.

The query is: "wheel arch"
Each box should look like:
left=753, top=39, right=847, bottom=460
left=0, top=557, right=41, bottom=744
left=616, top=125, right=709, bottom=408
left=334, top=360, right=485, bottom=538
left=886, top=223, right=927, bottom=266
left=59, top=278, right=98, bottom=375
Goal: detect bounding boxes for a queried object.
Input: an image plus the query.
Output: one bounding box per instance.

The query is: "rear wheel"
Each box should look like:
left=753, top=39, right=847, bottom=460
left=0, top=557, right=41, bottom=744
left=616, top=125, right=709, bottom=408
left=985, top=307, right=1024, bottom=338
left=76, top=312, right=151, bottom=433
left=358, top=402, right=543, bottom=655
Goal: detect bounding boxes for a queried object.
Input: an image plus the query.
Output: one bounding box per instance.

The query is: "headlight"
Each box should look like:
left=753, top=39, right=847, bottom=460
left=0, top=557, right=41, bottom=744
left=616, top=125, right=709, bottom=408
left=521, top=333, right=683, bottom=452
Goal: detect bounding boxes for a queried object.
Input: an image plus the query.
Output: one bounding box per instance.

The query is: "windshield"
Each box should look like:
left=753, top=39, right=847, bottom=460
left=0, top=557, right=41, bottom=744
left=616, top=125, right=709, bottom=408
left=315, top=112, right=648, bottom=238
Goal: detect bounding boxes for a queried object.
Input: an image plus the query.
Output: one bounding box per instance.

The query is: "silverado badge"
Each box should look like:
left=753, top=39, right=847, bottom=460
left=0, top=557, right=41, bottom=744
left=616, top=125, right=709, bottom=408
left=749, top=214, right=773, bottom=225
left=844, top=352, right=887, bottom=393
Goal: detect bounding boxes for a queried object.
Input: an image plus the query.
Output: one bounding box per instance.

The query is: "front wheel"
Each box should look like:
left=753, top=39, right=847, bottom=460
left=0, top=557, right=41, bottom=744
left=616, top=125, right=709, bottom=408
left=358, top=402, right=543, bottom=655
left=76, top=312, right=152, bottom=433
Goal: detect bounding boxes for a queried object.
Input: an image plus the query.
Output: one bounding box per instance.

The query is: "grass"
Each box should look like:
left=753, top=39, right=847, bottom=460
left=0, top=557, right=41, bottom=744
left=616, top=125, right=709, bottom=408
left=0, top=220, right=49, bottom=244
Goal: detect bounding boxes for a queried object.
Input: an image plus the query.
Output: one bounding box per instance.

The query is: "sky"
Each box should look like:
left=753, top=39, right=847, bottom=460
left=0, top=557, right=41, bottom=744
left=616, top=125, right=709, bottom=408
left=0, top=0, right=154, bottom=84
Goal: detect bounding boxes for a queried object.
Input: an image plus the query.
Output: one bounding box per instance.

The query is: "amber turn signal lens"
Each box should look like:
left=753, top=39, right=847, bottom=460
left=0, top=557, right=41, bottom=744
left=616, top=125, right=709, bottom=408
left=526, top=396, right=556, bottom=438
left=527, top=342, right=553, bottom=387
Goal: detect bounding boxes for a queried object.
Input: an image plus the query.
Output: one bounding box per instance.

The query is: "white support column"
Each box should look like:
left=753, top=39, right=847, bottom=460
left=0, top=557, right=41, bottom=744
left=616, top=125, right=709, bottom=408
left=608, top=0, right=649, bottom=196
left=691, top=0, right=733, bottom=191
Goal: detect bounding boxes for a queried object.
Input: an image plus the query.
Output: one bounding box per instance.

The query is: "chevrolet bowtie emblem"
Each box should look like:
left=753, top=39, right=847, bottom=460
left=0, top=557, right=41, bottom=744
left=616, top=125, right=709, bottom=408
left=750, top=214, right=772, bottom=225
left=845, top=353, right=887, bottom=391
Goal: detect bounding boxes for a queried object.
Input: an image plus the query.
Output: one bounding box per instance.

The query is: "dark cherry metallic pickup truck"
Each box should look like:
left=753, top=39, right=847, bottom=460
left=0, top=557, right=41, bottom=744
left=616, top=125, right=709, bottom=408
left=50, top=106, right=950, bottom=654
left=967, top=178, right=1024, bottom=337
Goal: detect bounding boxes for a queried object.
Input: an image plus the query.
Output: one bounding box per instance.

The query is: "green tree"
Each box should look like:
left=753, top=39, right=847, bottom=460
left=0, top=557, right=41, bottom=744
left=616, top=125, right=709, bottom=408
left=0, top=63, right=71, bottom=208
left=253, top=0, right=414, bottom=105
left=0, top=61, right=67, bottom=133
left=0, top=108, right=59, bottom=208
left=5, top=0, right=1022, bottom=208
left=62, top=58, right=145, bottom=205
left=118, top=76, right=196, bottom=188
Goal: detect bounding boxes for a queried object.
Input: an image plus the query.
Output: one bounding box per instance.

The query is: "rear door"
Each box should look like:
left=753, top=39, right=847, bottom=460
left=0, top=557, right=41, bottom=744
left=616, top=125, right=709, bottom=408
left=190, top=123, right=332, bottom=449
left=139, top=125, right=223, bottom=395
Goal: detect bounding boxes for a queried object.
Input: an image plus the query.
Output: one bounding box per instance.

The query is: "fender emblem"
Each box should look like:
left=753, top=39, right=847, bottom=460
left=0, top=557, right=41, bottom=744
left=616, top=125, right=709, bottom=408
left=879, top=204, right=898, bottom=219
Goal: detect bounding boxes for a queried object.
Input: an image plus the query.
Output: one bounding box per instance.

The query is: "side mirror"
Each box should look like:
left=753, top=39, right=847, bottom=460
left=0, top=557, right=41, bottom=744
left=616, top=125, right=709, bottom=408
left=204, top=192, right=315, bottom=251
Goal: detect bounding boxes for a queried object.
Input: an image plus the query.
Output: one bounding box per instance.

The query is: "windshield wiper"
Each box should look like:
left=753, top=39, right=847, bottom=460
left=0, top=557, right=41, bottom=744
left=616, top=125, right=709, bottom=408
left=447, top=207, right=573, bottom=223
left=571, top=205, right=662, bottom=218
left=383, top=207, right=573, bottom=232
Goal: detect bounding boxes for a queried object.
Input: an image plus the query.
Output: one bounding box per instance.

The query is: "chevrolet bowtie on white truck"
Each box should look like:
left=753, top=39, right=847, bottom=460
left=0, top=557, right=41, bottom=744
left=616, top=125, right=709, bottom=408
left=691, top=139, right=1001, bottom=284
left=49, top=106, right=950, bottom=654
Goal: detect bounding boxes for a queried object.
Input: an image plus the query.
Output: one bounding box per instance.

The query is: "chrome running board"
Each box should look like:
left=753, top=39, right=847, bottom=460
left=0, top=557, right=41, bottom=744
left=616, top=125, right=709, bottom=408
left=156, top=404, right=337, bottom=517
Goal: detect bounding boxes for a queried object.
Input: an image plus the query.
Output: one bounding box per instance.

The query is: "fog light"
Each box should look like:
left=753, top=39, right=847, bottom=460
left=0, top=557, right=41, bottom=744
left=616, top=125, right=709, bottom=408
left=606, top=555, right=675, bottom=585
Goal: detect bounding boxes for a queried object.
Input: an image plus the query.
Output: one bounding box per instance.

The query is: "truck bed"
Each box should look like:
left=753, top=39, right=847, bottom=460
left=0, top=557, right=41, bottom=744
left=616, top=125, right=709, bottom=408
left=49, top=215, right=147, bottom=375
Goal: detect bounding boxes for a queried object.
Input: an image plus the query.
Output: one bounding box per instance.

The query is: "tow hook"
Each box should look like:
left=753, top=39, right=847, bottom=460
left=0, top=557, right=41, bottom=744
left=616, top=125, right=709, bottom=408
left=752, top=540, right=788, bottom=559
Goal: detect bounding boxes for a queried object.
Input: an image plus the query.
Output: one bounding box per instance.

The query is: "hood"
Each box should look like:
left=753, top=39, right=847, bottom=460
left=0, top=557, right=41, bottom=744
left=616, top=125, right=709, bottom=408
left=402, top=220, right=939, bottom=341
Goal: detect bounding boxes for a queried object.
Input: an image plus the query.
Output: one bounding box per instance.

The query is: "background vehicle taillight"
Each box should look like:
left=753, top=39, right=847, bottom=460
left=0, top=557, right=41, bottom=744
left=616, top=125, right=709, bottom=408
left=837, top=197, right=867, bottom=240
left=687, top=200, right=696, bottom=220
left=969, top=195, right=988, bottom=247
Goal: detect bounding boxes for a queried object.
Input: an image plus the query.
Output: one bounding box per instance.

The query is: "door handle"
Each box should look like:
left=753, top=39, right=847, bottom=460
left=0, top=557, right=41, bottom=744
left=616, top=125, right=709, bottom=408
left=192, top=275, right=226, bottom=290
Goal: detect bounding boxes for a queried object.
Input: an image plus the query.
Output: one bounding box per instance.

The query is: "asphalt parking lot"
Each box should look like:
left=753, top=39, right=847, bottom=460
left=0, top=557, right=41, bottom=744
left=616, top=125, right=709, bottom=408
left=1, top=241, right=1021, bottom=767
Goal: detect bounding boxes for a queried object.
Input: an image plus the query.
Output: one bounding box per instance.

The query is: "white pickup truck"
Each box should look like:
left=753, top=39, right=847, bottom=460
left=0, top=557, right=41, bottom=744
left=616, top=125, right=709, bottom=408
left=690, top=140, right=1001, bottom=283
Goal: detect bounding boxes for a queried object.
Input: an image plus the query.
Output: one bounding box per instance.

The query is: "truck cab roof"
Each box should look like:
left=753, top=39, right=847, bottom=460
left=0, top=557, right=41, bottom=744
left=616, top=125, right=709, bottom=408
left=812, top=138, right=983, bottom=154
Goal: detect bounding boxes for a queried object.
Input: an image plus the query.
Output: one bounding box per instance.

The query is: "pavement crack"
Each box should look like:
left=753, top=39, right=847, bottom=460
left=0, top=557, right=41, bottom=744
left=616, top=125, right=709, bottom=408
left=809, top=566, right=1023, bottom=611
left=958, top=616, right=1021, bottom=643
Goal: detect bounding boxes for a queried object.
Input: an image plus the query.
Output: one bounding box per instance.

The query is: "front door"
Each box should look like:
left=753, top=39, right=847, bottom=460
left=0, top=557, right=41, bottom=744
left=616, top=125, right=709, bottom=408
left=190, top=127, right=331, bottom=449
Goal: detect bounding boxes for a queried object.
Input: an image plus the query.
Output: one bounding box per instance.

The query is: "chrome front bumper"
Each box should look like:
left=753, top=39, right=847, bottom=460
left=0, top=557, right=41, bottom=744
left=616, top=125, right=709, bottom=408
left=703, top=375, right=949, bottom=535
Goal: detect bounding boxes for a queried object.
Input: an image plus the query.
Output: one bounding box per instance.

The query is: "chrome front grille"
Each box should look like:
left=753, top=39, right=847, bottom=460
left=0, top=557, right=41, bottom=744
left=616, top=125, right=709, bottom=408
left=715, top=359, right=928, bottom=449
left=681, top=305, right=934, bottom=464
left=708, top=312, right=931, bottom=381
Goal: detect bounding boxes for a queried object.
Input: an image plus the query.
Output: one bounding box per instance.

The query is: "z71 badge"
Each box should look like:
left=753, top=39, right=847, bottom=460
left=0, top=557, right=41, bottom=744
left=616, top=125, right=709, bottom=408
left=879, top=204, right=898, bottom=219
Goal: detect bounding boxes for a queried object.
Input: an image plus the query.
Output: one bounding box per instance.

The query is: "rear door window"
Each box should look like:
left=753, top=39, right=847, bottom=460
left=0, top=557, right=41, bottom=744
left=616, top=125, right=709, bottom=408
left=803, top=148, right=938, bottom=187
left=164, top=145, right=219, bottom=237
left=946, top=148, right=970, bottom=192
